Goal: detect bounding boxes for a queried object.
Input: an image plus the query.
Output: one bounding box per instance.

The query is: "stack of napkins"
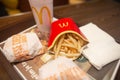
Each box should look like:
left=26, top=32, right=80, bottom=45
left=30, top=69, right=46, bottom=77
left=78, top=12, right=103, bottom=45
left=80, top=23, right=120, bottom=70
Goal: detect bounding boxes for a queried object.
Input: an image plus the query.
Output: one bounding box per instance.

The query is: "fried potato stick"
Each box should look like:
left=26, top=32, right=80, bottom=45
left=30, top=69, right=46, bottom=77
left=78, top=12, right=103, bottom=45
left=55, top=35, right=65, bottom=58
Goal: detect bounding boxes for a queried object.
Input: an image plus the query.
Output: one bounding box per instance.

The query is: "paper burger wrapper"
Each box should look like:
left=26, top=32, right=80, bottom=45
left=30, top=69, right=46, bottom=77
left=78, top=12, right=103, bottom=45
left=3, top=33, right=42, bottom=62
left=39, top=57, right=91, bottom=80
left=47, top=18, right=88, bottom=60
left=80, top=23, right=120, bottom=70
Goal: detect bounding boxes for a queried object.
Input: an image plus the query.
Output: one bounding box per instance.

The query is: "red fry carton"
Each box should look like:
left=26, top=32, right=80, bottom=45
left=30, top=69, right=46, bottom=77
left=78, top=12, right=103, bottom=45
left=48, top=18, right=88, bottom=50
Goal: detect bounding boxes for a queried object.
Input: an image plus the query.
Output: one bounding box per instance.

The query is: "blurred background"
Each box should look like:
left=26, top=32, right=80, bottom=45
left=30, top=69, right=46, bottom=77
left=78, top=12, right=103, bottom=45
left=0, top=0, right=120, bottom=17
left=0, top=0, right=104, bottom=17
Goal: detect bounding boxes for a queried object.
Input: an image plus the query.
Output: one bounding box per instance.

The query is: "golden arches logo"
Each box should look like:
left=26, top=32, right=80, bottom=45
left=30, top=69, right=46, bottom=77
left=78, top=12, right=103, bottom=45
left=58, top=22, right=69, bottom=28
left=32, top=6, right=52, bottom=24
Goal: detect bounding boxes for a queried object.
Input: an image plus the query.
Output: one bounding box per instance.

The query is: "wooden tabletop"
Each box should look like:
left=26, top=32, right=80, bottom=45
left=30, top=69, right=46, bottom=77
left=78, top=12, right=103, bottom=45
left=0, top=0, right=120, bottom=80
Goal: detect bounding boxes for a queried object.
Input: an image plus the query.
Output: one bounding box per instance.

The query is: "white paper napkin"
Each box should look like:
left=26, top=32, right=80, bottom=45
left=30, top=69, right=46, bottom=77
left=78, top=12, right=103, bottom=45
left=80, top=23, right=120, bottom=70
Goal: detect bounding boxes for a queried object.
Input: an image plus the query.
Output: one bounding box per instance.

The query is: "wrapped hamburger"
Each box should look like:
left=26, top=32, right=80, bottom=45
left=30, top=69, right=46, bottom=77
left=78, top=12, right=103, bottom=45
left=39, top=57, right=91, bottom=80
left=3, top=33, right=42, bottom=62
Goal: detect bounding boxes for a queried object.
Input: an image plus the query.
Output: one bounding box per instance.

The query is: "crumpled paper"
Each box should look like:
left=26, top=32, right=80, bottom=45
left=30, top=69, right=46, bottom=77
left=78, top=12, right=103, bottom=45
left=80, top=23, right=120, bottom=70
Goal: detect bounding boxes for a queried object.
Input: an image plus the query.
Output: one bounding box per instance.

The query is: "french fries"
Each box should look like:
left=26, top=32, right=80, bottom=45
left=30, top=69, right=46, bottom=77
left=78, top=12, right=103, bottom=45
left=49, top=33, right=86, bottom=60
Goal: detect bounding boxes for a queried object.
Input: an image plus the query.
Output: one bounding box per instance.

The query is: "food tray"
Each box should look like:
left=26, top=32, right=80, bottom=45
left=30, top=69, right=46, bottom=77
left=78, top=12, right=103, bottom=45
left=0, top=25, right=119, bottom=80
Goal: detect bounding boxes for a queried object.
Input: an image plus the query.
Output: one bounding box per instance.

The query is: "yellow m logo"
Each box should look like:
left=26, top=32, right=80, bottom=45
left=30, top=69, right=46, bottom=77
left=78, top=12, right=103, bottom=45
left=32, top=6, right=52, bottom=24
left=58, top=22, right=69, bottom=28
